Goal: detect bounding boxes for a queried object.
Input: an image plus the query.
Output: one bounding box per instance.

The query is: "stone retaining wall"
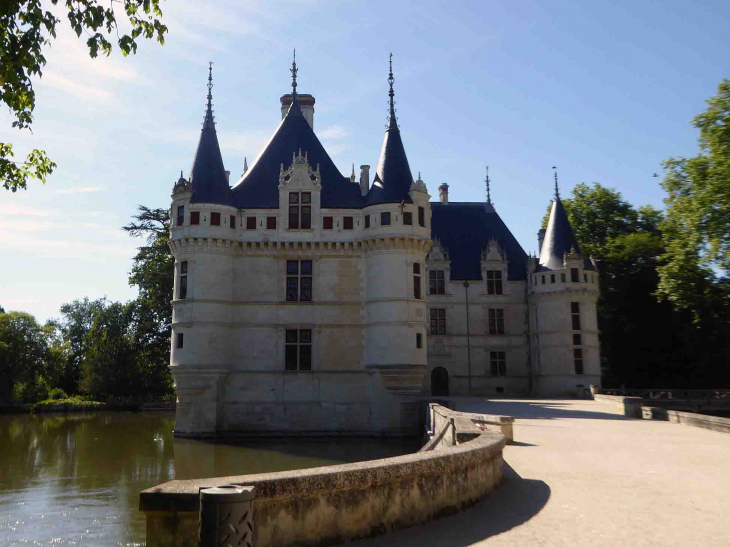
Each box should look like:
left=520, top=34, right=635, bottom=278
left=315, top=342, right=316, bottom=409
left=642, top=406, right=730, bottom=434
left=139, top=404, right=508, bottom=547
left=592, top=393, right=644, bottom=418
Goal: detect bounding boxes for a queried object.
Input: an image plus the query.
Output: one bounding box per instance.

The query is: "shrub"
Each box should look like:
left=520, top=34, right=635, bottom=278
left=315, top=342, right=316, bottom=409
left=49, top=388, right=68, bottom=400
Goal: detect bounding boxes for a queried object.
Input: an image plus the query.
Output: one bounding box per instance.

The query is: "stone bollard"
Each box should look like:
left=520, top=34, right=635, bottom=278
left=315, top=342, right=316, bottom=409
left=198, top=485, right=255, bottom=547
left=590, top=385, right=599, bottom=398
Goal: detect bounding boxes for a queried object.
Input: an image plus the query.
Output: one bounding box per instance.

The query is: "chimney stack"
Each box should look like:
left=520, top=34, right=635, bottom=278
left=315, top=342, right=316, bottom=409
left=280, top=94, right=315, bottom=129
left=538, top=229, right=546, bottom=253
left=438, top=183, right=449, bottom=204
left=359, top=165, right=370, bottom=196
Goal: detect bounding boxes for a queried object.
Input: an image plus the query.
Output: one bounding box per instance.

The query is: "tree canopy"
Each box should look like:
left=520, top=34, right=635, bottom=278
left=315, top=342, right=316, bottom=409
left=1, top=0, right=167, bottom=192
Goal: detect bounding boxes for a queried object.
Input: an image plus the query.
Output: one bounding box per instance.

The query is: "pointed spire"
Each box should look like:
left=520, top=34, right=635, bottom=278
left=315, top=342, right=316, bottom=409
left=203, top=61, right=214, bottom=129
left=290, top=48, right=298, bottom=102
left=387, top=52, right=397, bottom=129
left=539, top=181, right=582, bottom=271
left=486, top=165, right=492, bottom=205
left=242, top=157, right=248, bottom=177
left=553, top=166, right=560, bottom=200
left=350, top=163, right=356, bottom=182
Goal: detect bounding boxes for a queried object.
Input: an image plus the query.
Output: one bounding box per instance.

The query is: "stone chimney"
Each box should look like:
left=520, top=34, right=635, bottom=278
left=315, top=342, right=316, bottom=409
left=359, top=165, right=370, bottom=196
left=538, top=228, right=546, bottom=253
left=438, top=183, right=449, bottom=204
left=280, top=94, right=315, bottom=129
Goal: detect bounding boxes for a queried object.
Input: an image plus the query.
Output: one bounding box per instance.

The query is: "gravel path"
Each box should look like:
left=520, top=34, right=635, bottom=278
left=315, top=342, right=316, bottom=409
left=347, top=398, right=730, bottom=547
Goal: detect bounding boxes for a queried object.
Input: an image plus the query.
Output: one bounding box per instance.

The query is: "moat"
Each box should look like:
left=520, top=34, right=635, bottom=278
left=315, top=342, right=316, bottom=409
left=0, top=412, right=419, bottom=546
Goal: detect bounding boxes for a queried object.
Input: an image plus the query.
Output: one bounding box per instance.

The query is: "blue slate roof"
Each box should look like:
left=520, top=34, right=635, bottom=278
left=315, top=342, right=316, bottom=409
left=431, top=202, right=528, bottom=280
left=365, top=114, right=414, bottom=205
left=231, top=101, right=363, bottom=208
left=539, top=198, right=595, bottom=271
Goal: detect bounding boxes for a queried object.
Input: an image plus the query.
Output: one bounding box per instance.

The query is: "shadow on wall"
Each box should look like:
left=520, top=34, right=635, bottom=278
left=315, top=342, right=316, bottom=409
left=451, top=398, right=633, bottom=422
left=345, top=462, right=550, bottom=547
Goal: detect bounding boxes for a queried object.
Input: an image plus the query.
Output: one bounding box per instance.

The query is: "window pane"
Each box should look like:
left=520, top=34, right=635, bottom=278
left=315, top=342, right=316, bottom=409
left=301, top=206, right=311, bottom=229
left=496, top=279, right=503, bottom=294
left=289, top=206, right=299, bottom=229
left=285, top=330, right=298, bottom=343
left=551, top=274, right=555, bottom=283
left=571, top=268, right=580, bottom=282
left=430, top=320, right=438, bottom=335
left=300, top=329, right=312, bottom=343
left=267, top=217, right=276, bottom=229
left=487, top=271, right=494, bottom=280
left=191, top=211, right=200, bottom=225
left=230, top=215, right=235, bottom=229
left=490, top=360, right=498, bottom=377
left=289, top=193, right=299, bottom=204
left=300, top=261, right=312, bottom=275
left=430, top=279, right=438, bottom=294
left=300, top=277, right=312, bottom=301
left=574, top=360, right=584, bottom=375
left=247, top=216, right=256, bottom=229
left=285, top=345, right=298, bottom=370
left=429, top=270, right=436, bottom=280
left=572, top=315, right=581, bottom=330
left=571, top=302, right=580, bottom=313
left=323, top=216, right=333, bottom=230
left=499, top=360, right=506, bottom=377
left=418, top=206, right=425, bottom=227
left=364, top=215, right=370, bottom=229
left=299, top=346, right=312, bottom=370
left=177, top=206, right=184, bottom=226
left=177, top=333, right=184, bottom=349
left=430, top=309, right=437, bottom=318
left=437, top=271, right=444, bottom=280
left=211, top=212, right=221, bottom=226
left=561, top=273, right=566, bottom=282
left=416, top=333, right=422, bottom=348
left=181, top=261, right=188, bottom=274
left=287, top=260, right=299, bottom=275
left=573, top=334, right=582, bottom=346
left=414, top=276, right=421, bottom=299
left=574, top=348, right=583, bottom=359
left=439, top=319, right=446, bottom=332
left=301, top=192, right=311, bottom=204
left=343, top=216, right=353, bottom=230
left=413, top=263, right=420, bottom=274
left=437, top=280, right=445, bottom=294
left=286, top=278, right=298, bottom=301
left=438, top=309, right=446, bottom=318
left=179, top=276, right=187, bottom=299
left=381, top=212, right=391, bottom=225
left=403, top=212, right=412, bottom=225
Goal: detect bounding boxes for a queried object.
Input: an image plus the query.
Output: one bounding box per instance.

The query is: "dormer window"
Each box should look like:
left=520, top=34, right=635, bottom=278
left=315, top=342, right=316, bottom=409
left=289, top=192, right=311, bottom=229
left=486, top=270, right=503, bottom=295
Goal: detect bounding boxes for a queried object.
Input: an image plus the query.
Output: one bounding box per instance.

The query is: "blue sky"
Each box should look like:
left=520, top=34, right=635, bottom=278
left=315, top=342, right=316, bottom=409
left=2, top=0, right=728, bottom=322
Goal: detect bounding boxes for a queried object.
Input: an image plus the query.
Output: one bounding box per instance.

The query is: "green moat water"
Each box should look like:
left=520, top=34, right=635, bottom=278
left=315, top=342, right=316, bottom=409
left=0, top=412, right=419, bottom=546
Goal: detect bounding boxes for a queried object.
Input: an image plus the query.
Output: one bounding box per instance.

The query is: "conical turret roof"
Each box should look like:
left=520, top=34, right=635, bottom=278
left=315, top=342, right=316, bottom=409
left=366, top=55, right=414, bottom=206
left=189, top=64, right=235, bottom=207
left=538, top=197, right=585, bottom=271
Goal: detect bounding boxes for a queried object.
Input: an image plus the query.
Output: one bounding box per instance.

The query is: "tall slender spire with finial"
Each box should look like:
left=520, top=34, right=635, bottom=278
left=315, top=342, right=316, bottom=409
left=486, top=165, right=492, bottom=205
left=552, top=166, right=560, bottom=200
left=290, top=48, right=298, bottom=102
left=203, top=61, right=214, bottom=128
left=242, top=157, right=248, bottom=177
left=387, top=52, right=396, bottom=126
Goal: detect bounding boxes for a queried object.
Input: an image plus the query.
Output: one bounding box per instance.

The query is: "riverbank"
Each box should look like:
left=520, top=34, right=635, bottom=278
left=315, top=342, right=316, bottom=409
left=0, top=398, right=175, bottom=414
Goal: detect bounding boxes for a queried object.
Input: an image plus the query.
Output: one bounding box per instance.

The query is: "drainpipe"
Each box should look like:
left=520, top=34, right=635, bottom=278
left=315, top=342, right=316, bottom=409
left=464, top=281, right=472, bottom=395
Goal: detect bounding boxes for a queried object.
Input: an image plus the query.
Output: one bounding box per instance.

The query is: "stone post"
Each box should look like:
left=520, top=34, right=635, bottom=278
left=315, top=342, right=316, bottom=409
left=198, top=485, right=255, bottom=547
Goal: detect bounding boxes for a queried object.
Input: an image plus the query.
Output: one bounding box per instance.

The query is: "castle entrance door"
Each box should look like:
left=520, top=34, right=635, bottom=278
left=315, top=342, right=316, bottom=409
left=431, top=367, right=449, bottom=396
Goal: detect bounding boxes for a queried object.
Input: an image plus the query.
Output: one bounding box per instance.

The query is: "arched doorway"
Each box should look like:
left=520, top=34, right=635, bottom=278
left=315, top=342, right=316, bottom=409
left=431, top=367, right=449, bottom=396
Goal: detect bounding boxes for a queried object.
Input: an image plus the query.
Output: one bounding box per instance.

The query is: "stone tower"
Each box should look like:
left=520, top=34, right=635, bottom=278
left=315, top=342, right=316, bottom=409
left=527, top=177, right=600, bottom=396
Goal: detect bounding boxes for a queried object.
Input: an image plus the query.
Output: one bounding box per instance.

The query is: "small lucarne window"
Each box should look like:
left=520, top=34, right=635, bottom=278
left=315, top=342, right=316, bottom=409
left=230, top=215, right=236, bottom=229
left=267, top=216, right=277, bottom=230
left=381, top=212, right=391, bottom=225
left=416, top=333, right=423, bottom=349
left=403, top=212, right=412, bottom=225
left=179, top=261, right=188, bottom=299
left=323, top=216, right=333, bottom=230
left=288, top=192, right=311, bottom=229
left=571, top=268, right=580, bottom=282
left=210, top=212, right=221, bottom=226
left=286, top=260, right=313, bottom=302
left=413, top=263, right=421, bottom=299
left=364, top=215, right=370, bottom=229
left=429, top=270, right=445, bottom=294
left=246, top=217, right=256, bottom=230
left=418, top=206, right=425, bottom=227
left=488, top=309, right=505, bottom=335
left=430, top=309, right=446, bottom=335
left=176, top=206, right=184, bottom=226
left=285, top=329, right=312, bottom=371
left=191, top=211, right=200, bottom=225
left=487, top=270, right=503, bottom=295
left=571, top=301, right=581, bottom=330
left=343, top=216, right=354, bottom=230
left=176, top=333, right=184, bottom=349
left=490, top=351, right=506, bottom=377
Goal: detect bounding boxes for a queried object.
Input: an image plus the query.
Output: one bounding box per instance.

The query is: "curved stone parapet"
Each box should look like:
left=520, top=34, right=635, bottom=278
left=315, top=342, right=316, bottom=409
left=140, top=405, right=509, bottom=547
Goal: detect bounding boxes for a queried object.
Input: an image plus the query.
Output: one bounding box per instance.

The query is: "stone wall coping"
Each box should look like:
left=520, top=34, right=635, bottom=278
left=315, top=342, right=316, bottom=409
left=139, top=425, right=505, bottom=514
left=593, top=393, right=644, bottom=404
left=430, top=403, right=515, bottom=424
left=643, top=406, right=730, bottom=429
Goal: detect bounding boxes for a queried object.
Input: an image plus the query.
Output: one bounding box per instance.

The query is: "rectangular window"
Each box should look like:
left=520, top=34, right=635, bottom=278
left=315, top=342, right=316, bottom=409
left=285, top=329, right=312, bottom=371
left=490, top=351, right=506, bottom=377
left=343, top=216, right=354, bottom=230
left=176, top=206, right=184, bottom=226
left=487, top=270, right=503, bottom=295
left=286, top=260, right=313, bottom=302
left=190, top=211, right=200, bottom=225
left=246, top=216, right=256, bottom=230
left=573, top=333, right=582, bottom=346
left=430, top=308, right=446, bottom=335
left=381, top=212, right=391, bottom=226
left=230, top=215, right=235, bottom=229
left=323, top=216, right=333, bottom=230
left=403, top=212, right=412, bottom=225
left=210, top=212, right=221, bottom=226
left=413, top=263, right=421, bottom=299
left=364, top=215, right=370, bottom=229
left=550, top=274, right=555, bottom=283
left=574, top=348, right=584, bottom=375
left=429, top=270, right=446, bottom=295
left=571, top=268, right=580, bottom=282
left=416, top=333, right=422, bottom=349
left=488, top=309, right=505, bottom=335
left=179, top=261, right=188, bottom=299
left=561, top=273, right=566, bottom=282
left=176, top=332, right=184, bottom=349
left=267, top=216, right=277, bottom=230
left=288, top=192, right=311, bottom=229
left=541, top=275, right=546, bottom=284
left=584, top=273, right=588, bottom=282
left=571, top=302, right=581, bottom=330
left=418, top=206, right=425, bottom=227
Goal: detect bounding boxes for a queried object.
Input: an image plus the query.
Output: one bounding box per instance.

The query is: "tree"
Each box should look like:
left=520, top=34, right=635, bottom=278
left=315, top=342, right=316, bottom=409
left=1, top=0, right=167, bottom=191
left=658, top=79, right=730, bottom=316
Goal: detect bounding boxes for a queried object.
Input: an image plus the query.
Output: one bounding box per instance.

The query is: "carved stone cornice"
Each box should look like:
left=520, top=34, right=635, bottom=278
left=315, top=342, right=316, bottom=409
left=169, top=237, right=237, bottom=256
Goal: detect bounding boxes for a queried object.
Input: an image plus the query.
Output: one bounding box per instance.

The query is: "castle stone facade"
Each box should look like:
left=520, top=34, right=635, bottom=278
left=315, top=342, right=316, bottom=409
left=168, top=60, right=600, bottom=438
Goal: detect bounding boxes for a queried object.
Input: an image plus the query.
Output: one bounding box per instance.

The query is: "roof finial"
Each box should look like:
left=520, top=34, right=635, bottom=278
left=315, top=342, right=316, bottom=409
left=486, top=165, right=492, bottom=205
left=350, top=163, right=356, bottom=182
left=290, top=48, right=298, bottom=101
left=203, top=61, right=214, bottom=128
left=552, top=166, right=560, bottom=200
left=243, top=157, right=248, bottom=176
left=388, top=53, right=396, bottom=124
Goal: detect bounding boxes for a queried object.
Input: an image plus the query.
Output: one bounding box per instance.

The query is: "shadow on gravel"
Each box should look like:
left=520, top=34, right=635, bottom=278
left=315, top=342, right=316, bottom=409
left=346, top=462, right=550, bottom=547
left=451, top=398, right=631, bottom=421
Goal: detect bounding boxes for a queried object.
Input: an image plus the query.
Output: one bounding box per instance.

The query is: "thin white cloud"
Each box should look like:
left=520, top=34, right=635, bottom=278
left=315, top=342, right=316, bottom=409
left=0, top=204, right=62, bottom=217
left=318, top=125, right=350, bottom=140
left=57, top=186, right=103, bottom=194
left=41, top=73, right=111, bottom=102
